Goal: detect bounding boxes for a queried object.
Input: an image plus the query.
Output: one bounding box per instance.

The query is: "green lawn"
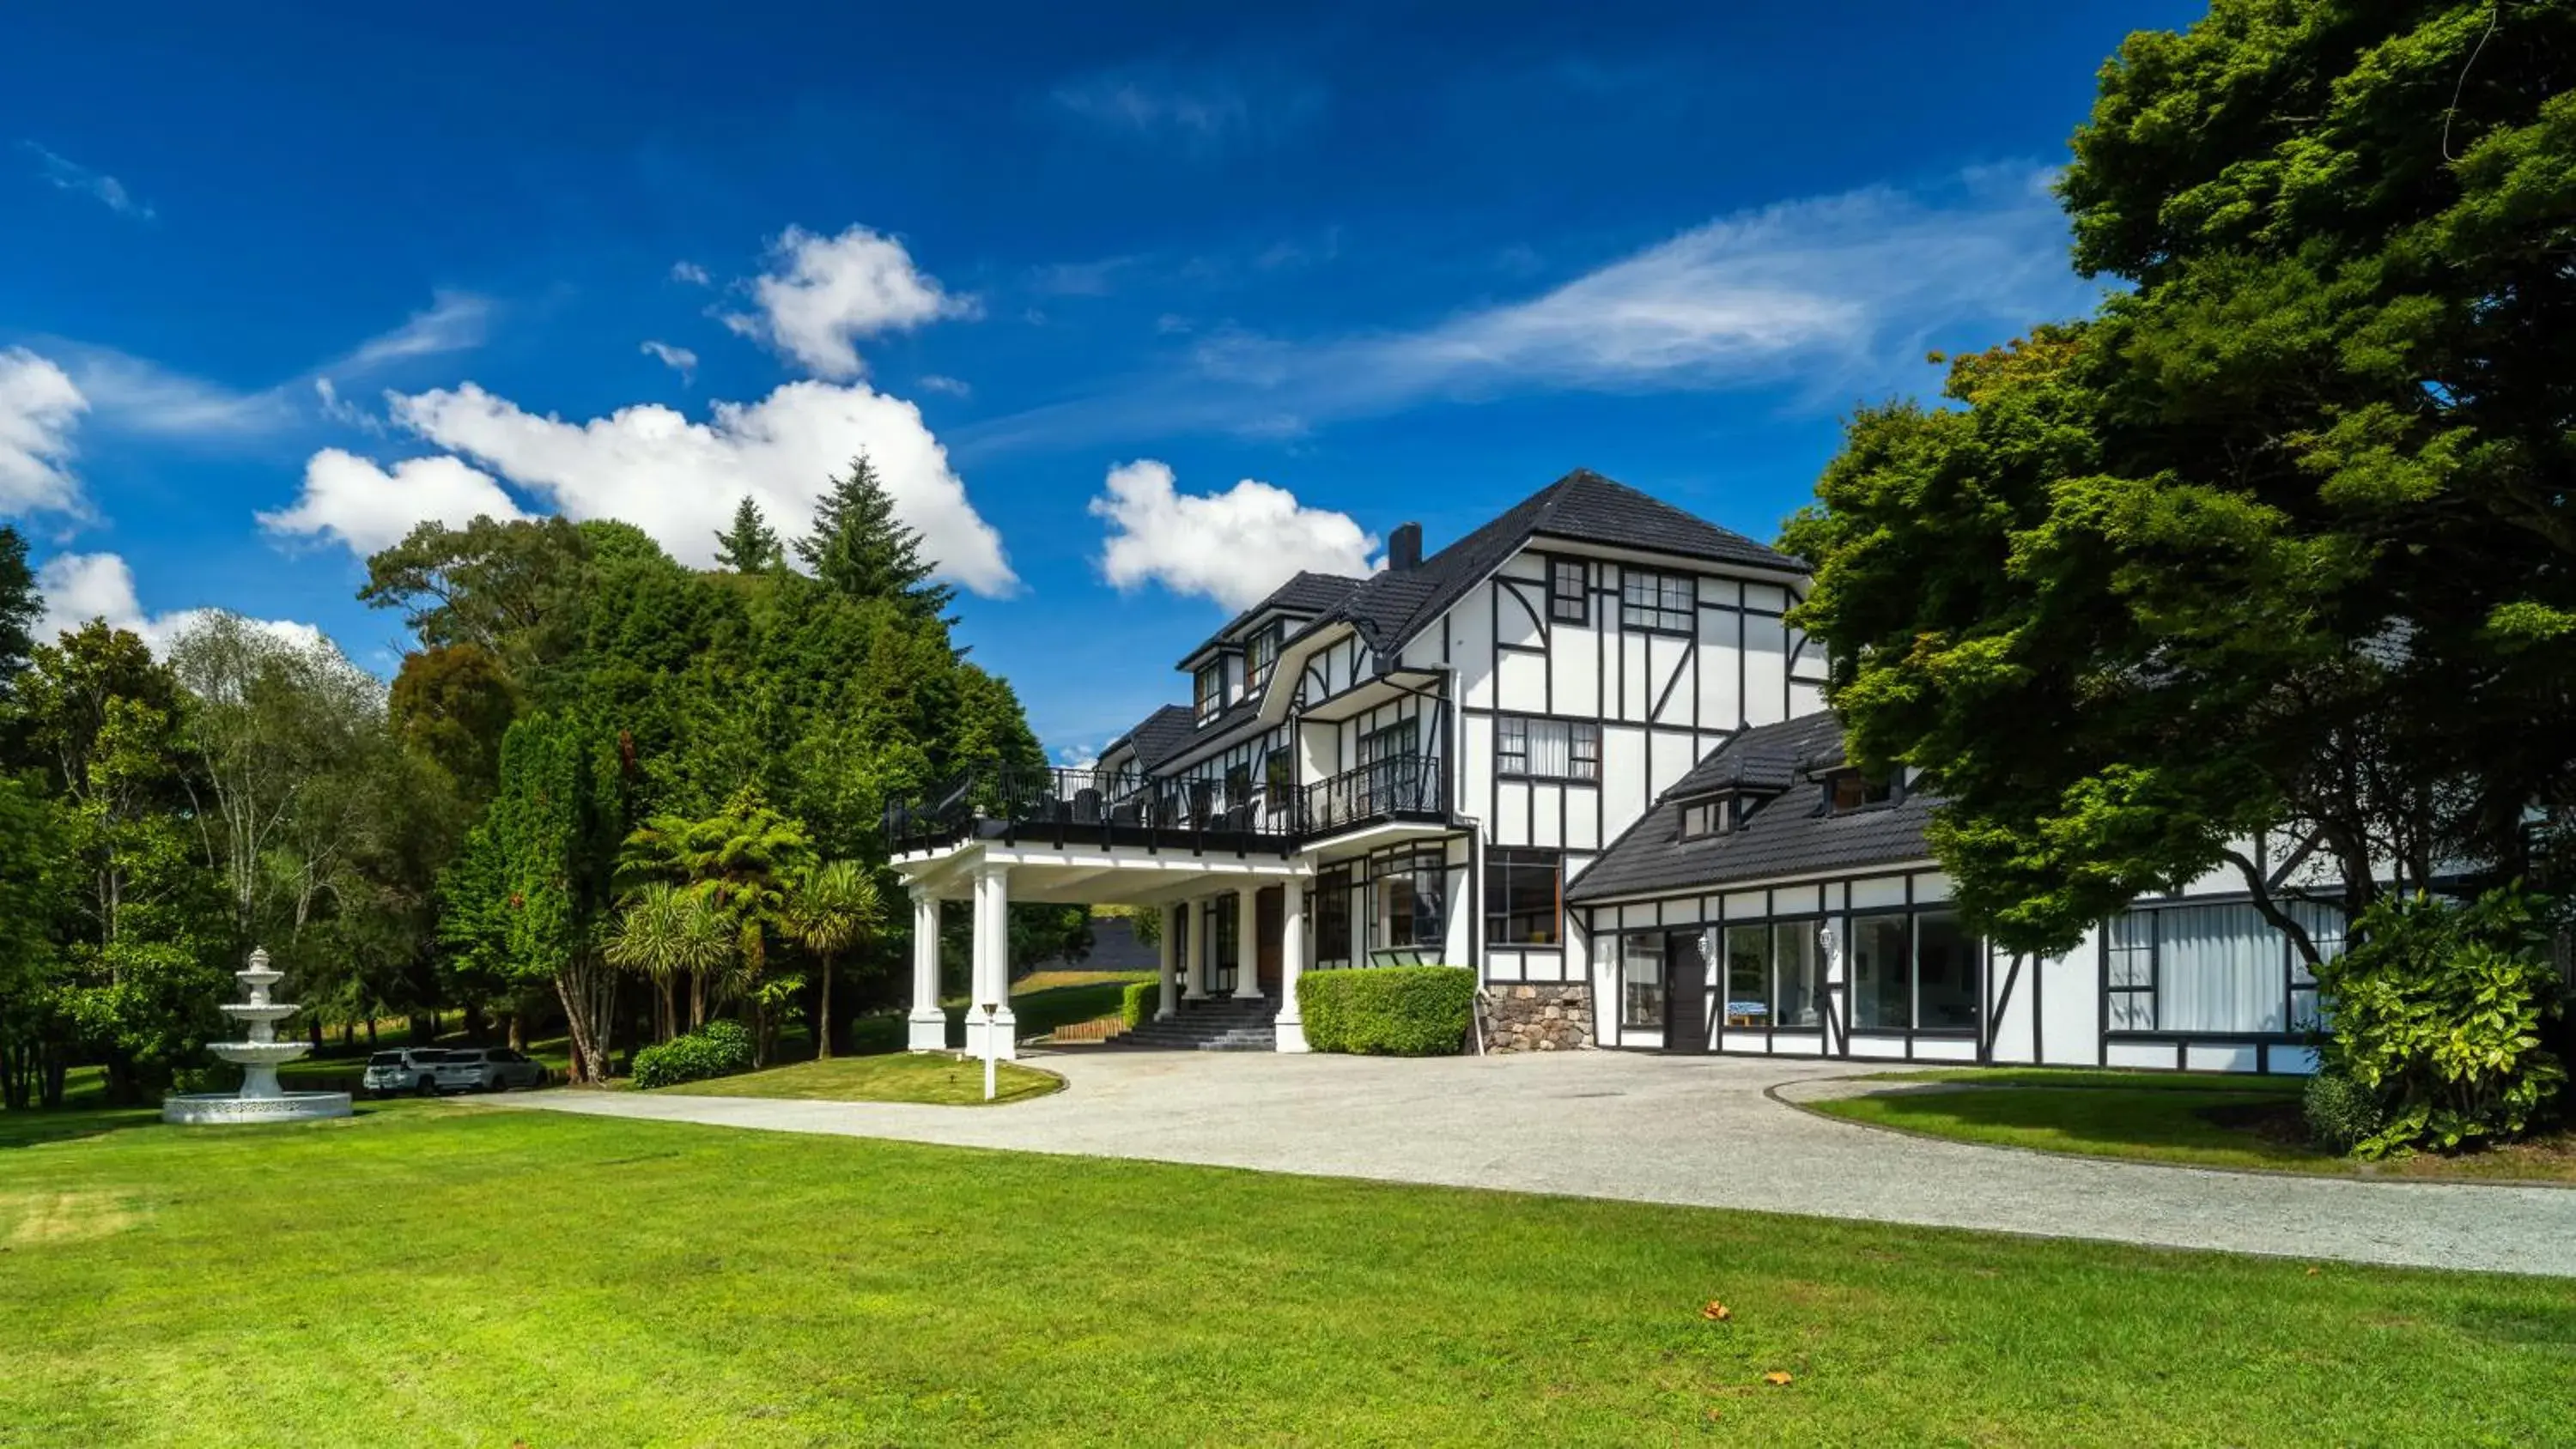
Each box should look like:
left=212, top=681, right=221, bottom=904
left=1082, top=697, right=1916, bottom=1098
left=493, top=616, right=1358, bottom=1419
left=1816, top=1071, right=2576, bottom=1183
left=5, top=1106, right=2574, bottom=1445
left=656, top=1052, right=1061, bottom=1104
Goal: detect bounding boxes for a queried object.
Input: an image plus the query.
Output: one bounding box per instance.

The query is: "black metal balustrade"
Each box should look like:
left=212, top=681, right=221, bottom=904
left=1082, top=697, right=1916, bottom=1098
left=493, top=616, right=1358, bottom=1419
left=884, top=755, right=1446, bottom=855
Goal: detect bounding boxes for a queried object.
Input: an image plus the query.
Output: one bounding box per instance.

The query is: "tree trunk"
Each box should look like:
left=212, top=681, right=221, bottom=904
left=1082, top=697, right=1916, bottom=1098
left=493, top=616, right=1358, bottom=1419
left=365, top=1018, right=378, bottom=1048
left=507, top=1013, right=526, bottom=1051
left=816, top=954, right=835, bottom=1061
left=309, top=1017, right=325, bottom=1050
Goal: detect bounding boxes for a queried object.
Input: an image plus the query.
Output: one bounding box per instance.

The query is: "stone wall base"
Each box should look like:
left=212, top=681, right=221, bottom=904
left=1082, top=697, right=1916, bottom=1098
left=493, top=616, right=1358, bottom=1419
left=1479, top=984, right=1595, bottom=1052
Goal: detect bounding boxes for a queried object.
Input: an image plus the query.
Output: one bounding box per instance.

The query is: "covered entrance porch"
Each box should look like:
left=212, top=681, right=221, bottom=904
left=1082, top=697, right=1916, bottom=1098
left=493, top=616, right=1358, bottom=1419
left=891, top=839, right=1317, bottom=1059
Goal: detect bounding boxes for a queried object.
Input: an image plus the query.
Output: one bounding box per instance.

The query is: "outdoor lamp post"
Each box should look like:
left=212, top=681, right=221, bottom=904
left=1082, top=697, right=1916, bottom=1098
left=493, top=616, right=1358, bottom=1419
left=981, top=1001, right=999, bottom=1101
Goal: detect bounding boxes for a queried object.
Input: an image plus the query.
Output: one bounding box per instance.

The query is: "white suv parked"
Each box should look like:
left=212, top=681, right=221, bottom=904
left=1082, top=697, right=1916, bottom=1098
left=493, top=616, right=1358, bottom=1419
left=361, top=1048, right=450, bottom=1098
left=432, top=1047, right=546, bottom=1094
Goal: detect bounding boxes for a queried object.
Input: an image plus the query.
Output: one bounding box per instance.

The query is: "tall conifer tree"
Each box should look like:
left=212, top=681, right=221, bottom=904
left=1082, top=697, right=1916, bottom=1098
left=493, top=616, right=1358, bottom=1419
left=794, top=453, right=955, bottom=623
left=714, top=496, right=782, bottom=572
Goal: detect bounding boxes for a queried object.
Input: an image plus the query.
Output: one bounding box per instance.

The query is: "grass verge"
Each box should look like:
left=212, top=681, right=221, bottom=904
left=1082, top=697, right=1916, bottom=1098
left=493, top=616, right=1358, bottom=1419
left=3, top=1103, right=2572, bottom=1445
left=656, top=1052, right=1060, bottom=1104
left=1815, top=1070, right=2576, bottom=1183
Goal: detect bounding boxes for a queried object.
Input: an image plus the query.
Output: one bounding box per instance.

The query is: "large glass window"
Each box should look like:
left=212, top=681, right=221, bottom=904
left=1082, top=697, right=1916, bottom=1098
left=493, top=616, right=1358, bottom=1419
left=1206, top=894, right=1240, bottom=993
left=2105, top=910, right=2155, bottom=1031
left=1850, top=912, right=1911, bottom=1030
left=1549, top=558, right=1588, bottom=624
left=1722, top=925, right=1770, bottom=1026
left=1372, top=848, right=1446, bottom=952
left=1773, top=925, right=1822, bottom=1028
left=1497, top=715, right=1601, bottom=781
left=1914, top=911, right=1978, bottom=1030
left=1485, top=849, right=1562, bottom=946
left=1620, top=934, right=1666, bottom=1028
left=1314, top=867, right=1353, bottom=967
left=1620, top=569, right=1694, bottom=633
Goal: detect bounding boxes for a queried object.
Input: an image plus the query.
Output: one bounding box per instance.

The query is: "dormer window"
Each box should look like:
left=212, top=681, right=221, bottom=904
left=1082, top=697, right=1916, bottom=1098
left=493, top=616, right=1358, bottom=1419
left=1244, top=624, right=1281, bottom=693
left=1194, top=663, right=1224, bottom=724
left=1680, top=796, right=1739, bottom=840
left=1827, top=770, right=1895, bottom=814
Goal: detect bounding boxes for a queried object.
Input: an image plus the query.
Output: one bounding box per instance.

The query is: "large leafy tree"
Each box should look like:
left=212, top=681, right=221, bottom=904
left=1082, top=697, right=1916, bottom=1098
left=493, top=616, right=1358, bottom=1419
left=360, top=516, right=595, bottom=668
left=619, top=790, right=813, bottom=1050
left=467, top=712, right=629, bottom=1080
left=605, top=882, right=733, bottom=1042
left=0, top=775, right=69, bottom=1108
left=795, top=453, right=956, bottom=623
left=1786, top=0, right=2576, bottom=959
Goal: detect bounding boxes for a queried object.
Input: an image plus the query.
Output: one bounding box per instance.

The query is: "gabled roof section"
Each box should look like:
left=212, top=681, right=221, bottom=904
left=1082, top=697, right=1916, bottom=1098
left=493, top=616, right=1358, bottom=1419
left=1565, top=712, right=1934, bottom=904
left=1176, top=570, right=1365, bottom=670
left=1101, top=704, right=1200, bottom=773
left=1326, top=469, right=1802, bottom=658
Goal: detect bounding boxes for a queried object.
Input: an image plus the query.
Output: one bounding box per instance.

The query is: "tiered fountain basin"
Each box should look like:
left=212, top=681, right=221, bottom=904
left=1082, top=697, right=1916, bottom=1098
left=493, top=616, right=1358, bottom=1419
left=163, top=951, right=352, bottom=1125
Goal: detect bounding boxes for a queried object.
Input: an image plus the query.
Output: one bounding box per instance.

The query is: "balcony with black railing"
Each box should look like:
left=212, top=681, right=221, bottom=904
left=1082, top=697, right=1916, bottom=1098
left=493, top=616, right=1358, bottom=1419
left=884, top=755, right=1447, bottom=857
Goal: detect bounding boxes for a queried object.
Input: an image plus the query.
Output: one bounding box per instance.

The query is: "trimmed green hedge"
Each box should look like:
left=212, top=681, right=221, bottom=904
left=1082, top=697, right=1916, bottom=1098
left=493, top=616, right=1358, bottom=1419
left=1121, top=979, right=1157, bottom=1029
left=632, top=1020, right=756, bottom=1089
left=1297, top=966, right=1474, bottom=1056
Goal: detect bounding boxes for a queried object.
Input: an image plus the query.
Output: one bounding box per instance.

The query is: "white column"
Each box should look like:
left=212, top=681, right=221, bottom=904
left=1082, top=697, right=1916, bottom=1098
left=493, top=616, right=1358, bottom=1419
left=1232, top=882, right=1264, bottom=999
left=964, top=864, right=1017, bottom=1061
left=1277, top=875, right=1309, bottom=1052
left=908, top=888, right=947, bottom=1052
left=1182, top=897, right=1207, bottom=1000
left=1155, top=902, right=1179, bottom=1021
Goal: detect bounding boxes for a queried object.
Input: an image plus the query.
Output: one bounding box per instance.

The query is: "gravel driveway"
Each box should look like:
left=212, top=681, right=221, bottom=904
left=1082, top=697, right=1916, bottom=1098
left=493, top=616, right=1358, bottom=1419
left=500, top=1048, right=2576, bottom=1277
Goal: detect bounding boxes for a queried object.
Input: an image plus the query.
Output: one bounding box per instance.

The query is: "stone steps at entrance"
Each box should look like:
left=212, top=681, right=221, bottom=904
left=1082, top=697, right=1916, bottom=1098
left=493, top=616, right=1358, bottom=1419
left=1112, top=996, right=1279, bottom=1052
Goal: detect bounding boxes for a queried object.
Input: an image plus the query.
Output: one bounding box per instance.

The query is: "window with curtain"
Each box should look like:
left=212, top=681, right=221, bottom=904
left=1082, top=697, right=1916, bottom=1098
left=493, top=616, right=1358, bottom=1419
left=1497, top=715, right=1600, bottom=780
left=1621, top=934, right=1665, bottom=1028
left=2105, top=900, right=2341, bottom=1035
left=1484, top=849, right=1561, bottom=946
left=1619, top=568, right=1694, bottom=633
left=1850, top=912, right=1911, bottom=1029
left=1549, top=558, right=1588, bottom=624
left=1244, top=625, right=1280, bottom=690
left=1194, top=663, right=1224, bottom=722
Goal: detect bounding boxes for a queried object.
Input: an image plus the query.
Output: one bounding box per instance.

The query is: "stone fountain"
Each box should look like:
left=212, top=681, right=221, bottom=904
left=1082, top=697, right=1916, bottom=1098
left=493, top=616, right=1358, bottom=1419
left=161, top=948, right=353, bottom=1125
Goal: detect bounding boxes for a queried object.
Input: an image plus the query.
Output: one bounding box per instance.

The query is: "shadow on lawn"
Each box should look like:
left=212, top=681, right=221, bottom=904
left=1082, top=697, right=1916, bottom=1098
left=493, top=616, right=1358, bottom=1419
left=0, top=1106, right=165, bottom=1152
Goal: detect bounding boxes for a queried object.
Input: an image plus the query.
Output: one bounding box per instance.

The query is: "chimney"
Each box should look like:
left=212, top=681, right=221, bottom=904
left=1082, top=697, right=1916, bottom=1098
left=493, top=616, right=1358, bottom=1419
left=1388, top=521, right=1423, bottom=572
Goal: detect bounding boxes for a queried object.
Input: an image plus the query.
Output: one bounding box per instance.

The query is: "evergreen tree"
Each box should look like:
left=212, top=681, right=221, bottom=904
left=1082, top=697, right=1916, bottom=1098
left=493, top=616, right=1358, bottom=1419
left=794, top=453, right=955, bottom=623
left=0, top=524, right=38, bottom=699
left=714, top=496, right=783, bottom=573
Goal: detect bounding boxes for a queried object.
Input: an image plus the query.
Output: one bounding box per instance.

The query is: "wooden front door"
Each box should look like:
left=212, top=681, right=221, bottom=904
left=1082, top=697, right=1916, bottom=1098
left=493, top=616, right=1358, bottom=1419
left=1256, top=887, right=1285, bottom=994
left=1663, top=931, right=1711, bottom=1052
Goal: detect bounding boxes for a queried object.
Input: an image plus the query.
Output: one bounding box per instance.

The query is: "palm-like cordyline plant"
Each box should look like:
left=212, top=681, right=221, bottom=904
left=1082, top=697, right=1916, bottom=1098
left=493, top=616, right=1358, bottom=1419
left=605, top=882, right=732, bottom=1041
left=785, top=858, right=884, bottom=1059
left=619, top=789, right=814, bottom=1036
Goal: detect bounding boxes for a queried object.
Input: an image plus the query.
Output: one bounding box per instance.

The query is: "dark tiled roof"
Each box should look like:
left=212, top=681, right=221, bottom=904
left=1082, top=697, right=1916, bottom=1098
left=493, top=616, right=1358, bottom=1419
left=1564, top=712, right=1935, bottom=904
left=1103, top=704, right=1200, bottom=772
left=1177, top=570, right=1365, bottom=668
left=1327, top=469, right=1801, bottom=658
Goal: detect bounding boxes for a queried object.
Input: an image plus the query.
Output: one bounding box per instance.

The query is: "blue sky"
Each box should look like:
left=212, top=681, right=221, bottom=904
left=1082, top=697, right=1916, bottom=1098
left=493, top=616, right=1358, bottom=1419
left=0, top=1, right=2196, bottom=757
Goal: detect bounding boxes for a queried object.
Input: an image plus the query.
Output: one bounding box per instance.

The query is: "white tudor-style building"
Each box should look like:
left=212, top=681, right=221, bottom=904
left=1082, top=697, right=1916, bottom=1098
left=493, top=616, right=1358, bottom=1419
left=889, top=470, right=2339, bottom=1071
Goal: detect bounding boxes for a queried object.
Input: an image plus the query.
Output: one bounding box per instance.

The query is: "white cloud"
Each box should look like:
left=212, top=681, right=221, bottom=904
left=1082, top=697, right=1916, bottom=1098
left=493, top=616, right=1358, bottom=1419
left=1090, top=458, right=1375, bottom=611
left=641, top=340, right=698, bottom=380
left=18, top=141, right=152, bottom=220
left=340, top=291, right=494, bottom=370
left=49, top=290, right=495, bottom=443
left=721, top=225, right=976, bottom=379
left=313, top=378, right=383, bottom=433
left=670, top=260, right=711, bottom=286
left=36, top=551, right=325, bottom=656
left=959, top=165, right=2093, bottom=458
left=378, top=379, right=1014, bottom=592
left=916, top=373, right=970, bottom=397
left=258, top=448, right=526, bottom=557
left=0, top=348, right=89, bottom=516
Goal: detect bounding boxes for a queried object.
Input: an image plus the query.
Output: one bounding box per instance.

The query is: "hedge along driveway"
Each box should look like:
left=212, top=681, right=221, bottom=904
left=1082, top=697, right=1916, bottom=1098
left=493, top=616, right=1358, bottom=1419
left=1297, top=965, right=1474, bottom=1054
left=501, top=1049, right=2576, bottom=1276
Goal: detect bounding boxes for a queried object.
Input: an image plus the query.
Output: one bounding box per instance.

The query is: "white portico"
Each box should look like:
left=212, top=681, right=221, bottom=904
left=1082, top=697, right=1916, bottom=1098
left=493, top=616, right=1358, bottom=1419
left=894, top=834, right=1317, bottom=1059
